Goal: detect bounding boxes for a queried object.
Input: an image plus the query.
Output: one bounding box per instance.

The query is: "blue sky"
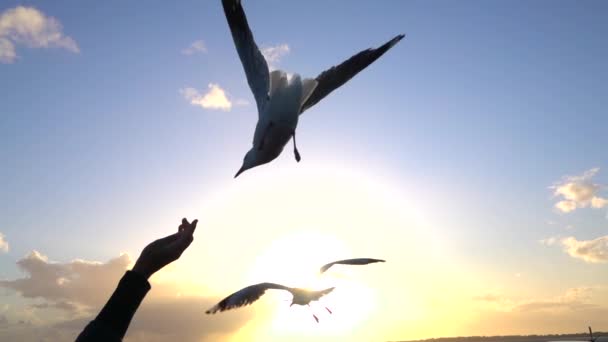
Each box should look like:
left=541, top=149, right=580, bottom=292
left=1, top=1, right=608, bottom=341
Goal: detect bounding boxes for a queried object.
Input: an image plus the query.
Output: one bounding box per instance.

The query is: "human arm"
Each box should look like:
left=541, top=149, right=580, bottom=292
left=75, top=218, right=198, bottom=341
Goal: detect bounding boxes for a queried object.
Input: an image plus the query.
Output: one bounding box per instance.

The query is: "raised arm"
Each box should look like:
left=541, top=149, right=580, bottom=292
left=75, top=218, right=198, bottom=341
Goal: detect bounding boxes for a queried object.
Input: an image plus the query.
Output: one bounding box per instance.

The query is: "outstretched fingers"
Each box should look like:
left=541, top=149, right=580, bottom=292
left=170, top=218, right=198, bottom=257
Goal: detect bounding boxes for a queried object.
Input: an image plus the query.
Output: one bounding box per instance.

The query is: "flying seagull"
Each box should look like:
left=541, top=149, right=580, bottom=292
left=206, top=282, right=334, bottom=322
left=222, top=0, right=405, bottom=178
left=319, top=258, right=386, bottom=274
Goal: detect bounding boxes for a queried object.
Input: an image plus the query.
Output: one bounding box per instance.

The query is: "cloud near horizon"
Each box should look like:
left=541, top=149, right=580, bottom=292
left=0, top=250, right=252, bottom=341
left=474, top=286, right=605, bottom=313
left=468, top=286, right=608, bottom=334
left=0, top=250, right=132, bottom=309
left=551, top=168, right=608, bottom=213
left=0, top=6, right=79, bottom=63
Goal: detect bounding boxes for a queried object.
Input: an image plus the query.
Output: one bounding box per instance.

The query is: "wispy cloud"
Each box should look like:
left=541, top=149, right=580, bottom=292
left=261, top=43, right=289, bottom=69
left=0, top=6, right=79, bottom=63
left=181, top=40, right=207, bottom=55
left=474, top=286, right=604, bottom=313
left=180, top=84, right=248, bottom=111
left=0, top=232, right=8, bottom=253
left=551, top=168, right=607, bottom=213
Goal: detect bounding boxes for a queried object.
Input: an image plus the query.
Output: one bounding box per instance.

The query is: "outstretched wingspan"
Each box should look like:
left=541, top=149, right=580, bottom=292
left=222, top=0, right=270, bottom=114
left=320, top=258, right=386, bottom=274
left=206, top=282, right=289, bottom=314
left=300, top=34, right=405, bottom=114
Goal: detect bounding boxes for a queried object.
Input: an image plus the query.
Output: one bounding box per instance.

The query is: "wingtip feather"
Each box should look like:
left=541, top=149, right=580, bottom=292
left=391, top=34, right=406, bottom=46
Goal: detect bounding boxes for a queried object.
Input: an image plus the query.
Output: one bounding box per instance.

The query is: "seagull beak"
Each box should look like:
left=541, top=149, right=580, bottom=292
left=234, top=166, right=246, bottom=178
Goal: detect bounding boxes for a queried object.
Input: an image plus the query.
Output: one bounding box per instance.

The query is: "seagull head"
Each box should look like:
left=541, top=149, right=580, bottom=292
left=235, top=148, right=261, bottom=178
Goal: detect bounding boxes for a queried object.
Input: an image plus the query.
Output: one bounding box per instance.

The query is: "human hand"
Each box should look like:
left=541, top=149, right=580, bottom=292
left=132, top=218, right=198, bottom=279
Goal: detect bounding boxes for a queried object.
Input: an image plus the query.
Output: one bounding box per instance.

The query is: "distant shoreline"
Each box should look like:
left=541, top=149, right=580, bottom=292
left=393, top=331, right=607, bottom=342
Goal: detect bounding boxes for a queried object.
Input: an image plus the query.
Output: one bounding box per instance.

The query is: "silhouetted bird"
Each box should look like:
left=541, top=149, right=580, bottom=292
left=206, top=282, right=334, bottom=322
left=319, top=258, right=386, bottom=274
left=222, top=0, right=405, bottom=177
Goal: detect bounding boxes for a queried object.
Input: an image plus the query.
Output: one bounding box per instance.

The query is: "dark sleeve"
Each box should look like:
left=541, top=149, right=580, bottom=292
left=75, top=270, right=151, bottom=342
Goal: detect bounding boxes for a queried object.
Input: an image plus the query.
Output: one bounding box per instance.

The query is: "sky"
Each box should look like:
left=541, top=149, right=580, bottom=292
left=1, top=0, right=608, bottom=341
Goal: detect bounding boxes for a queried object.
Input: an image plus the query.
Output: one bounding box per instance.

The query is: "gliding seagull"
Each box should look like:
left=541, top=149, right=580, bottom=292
left=222, top=0, right=405, bottom=177
left=206, top=282, right=335, bottom=322
left=319, top=258, right=386, bottom=274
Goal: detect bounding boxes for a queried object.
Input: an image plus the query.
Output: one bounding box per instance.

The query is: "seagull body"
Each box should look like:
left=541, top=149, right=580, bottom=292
left=206, top=282, right=334, bottom=321
left=320, top=258, right=386, bottom=274
left=223, top=0, right=405, bottom=177
left=244, top=72, right=318, bottom=173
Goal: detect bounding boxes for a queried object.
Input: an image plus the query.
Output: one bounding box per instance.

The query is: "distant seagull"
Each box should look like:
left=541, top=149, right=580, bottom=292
left=222, top=0, right=405, bottom=178
left=206, top=282, right=334, bottom=322
left=319, top=258, right=386, bottom=274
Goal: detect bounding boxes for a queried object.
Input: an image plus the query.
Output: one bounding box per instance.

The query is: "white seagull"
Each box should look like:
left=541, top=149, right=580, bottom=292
left=222, top=0, right=405, bottom=177
left=319, top=258, right=386, bottom=274
left=206, top=282, right=335, bottom=322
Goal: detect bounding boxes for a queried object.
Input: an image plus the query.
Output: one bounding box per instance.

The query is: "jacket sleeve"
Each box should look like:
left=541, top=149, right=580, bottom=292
left=75, top=270, right=151, bottom=342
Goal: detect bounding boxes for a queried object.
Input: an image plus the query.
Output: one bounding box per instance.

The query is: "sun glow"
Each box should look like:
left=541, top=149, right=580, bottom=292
left=246, top=230, right=378, bottom=335
left=189, top=164, right=436, bottom=341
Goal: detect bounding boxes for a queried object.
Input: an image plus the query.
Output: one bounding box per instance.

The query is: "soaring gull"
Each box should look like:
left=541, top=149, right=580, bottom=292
left=222, top=0, right=405, bottom=177
left=319, top=258, right=386, bottom=274
left=206, top=282, right=334, bottom=322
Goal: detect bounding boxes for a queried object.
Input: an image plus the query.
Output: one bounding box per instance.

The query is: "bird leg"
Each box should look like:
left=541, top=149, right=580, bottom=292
left=258, top=122, right=274, bottom=151
left=307, top=304, right=320, bottom=323
left=292, top=131, right=301, bottom=162
left=325, top=307, right=332, bottom=314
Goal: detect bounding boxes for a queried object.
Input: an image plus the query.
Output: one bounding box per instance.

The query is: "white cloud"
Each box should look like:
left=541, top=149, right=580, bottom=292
left=560, top=235, right=608, bottom=263
left=180, top=84, right=250, bottom=111
left=181, top=40, right=207, bottom=55
left=555, top=200, right=577, bottom=213
left=261, top=43, right=289, bottom=69
left=0, top=37, right=16, bottom=63
left=541, top=234, right=608, bottom=264
left=592, top=196, right=608, bottom=208
left=0, top=6, right=79, bottom=63
left=0, top=232, right=8, bottom=253
left=181, top=84, right=231, bottom=111
left=551, top=168, right=608, bottom=213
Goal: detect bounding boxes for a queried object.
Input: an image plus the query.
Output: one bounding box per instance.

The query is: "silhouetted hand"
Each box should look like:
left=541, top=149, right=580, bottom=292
left=132, top=218, right=198, bottom=279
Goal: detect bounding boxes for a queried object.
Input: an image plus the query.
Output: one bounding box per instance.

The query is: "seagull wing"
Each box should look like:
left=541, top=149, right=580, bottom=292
left=319, top=258, right=386, bottom=274
left=206, top=282, right=290, bottom=314
left=312, top=287, right=335, bottom=300
left=300, top=34, right=405, bottom=114
left=222, top=0, right=270, bottom=114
